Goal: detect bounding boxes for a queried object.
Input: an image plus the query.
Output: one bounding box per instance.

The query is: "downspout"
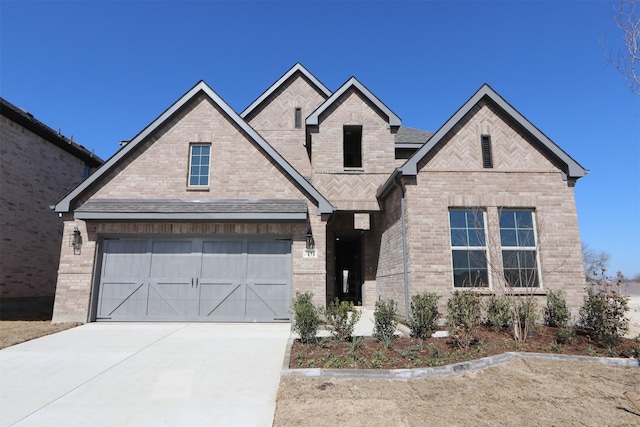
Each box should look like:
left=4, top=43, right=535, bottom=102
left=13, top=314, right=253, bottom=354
left=392, top=173, right=410, bottom=320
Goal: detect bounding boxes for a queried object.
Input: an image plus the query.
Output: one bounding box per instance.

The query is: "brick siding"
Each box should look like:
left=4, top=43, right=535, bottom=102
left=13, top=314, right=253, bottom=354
left=0, top=115, right=89, bottom=299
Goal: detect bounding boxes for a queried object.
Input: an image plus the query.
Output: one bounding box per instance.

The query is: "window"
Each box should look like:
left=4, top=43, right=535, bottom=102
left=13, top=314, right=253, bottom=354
left=188, top=144, right=210, bottom=186
left=343, top=125, right=362, bottom=168
left=481, top=135, right=493, bottom=168
left=499, top=210, right=539, bottom=287
left=449, top=209, right=488, bottom=287
left=294, top=108, right=302, bottom=129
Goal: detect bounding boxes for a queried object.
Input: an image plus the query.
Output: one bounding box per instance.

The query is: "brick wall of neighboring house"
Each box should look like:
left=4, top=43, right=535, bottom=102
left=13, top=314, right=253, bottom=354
left=52, top=93, right=329, bottom=322
left=0, top=114, right=93, bottom=304
left=403, top=101, right=586, bottom=314
left=311, top=89, right=395, bottom=211
left=244, top=73, right=326, bottom=178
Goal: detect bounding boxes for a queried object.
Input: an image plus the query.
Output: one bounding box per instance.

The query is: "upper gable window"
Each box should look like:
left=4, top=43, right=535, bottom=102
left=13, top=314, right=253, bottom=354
left=188, top=144, right=211, bottom=187
left=481, top=135, right=493, bottom=168
left=294, top=108, right=302, bottom=129
left=343, top=125, right=362, bottom=168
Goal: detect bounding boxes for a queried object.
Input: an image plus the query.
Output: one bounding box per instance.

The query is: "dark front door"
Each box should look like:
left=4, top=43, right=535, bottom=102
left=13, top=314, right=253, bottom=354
left=334, top=233, right=362, bottom=304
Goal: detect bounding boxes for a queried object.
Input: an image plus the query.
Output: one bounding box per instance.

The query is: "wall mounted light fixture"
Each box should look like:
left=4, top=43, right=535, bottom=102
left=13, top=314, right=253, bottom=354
left=305, top=229, right=315, bottom=250
left=69, top=227, right=82, bottom=254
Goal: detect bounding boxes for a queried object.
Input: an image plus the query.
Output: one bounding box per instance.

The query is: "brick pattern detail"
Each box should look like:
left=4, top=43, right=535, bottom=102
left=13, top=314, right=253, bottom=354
left=0, top=115, right=91, bottom=299
left=403, top=105, right=586, bottom=314
left=245, top=73, right=327, bottom=177
left=311, top=89, right=395, bottom=209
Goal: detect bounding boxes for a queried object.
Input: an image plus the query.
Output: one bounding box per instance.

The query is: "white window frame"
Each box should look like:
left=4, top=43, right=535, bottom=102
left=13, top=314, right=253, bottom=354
left=449, top=208, right=490, bottom=288
left=498, top=209, right=541, bottom=288
left=188, top=143, right=211, bottom=187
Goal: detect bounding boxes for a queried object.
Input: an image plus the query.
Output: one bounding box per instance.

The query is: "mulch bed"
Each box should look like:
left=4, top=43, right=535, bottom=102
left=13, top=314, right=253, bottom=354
left=289, top=324, right=640, bottom=370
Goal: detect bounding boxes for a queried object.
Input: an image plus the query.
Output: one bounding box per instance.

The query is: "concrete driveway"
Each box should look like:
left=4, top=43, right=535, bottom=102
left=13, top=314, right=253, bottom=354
left=0, top=323, right=290, bottom=427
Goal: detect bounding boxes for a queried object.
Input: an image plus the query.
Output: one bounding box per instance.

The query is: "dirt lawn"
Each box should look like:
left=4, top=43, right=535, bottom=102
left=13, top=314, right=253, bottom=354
left=0, top=321, right=79, bottom=349
left=275, top=358, right=640, bottom=426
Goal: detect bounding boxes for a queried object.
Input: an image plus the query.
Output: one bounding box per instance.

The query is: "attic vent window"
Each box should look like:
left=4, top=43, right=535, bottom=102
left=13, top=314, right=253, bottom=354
left=294, top=108, right=302, bottom=129
left=343, top=125, right=362, bottom=168
left=481, top=135, right=493, bottom=168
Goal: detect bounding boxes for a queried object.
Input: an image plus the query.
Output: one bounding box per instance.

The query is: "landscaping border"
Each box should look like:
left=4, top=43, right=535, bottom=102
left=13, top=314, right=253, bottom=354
left=281, top=336, right=640, bottom=379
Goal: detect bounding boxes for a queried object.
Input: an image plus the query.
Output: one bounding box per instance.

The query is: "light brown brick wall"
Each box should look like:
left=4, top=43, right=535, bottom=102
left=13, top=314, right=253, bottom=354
left=52, top=208, right=328, bottom=323
left=87, top=95, right=305, bottom=202
left=403, top=102, right=585, bottom=314
left=376, top=185, right=409, bottom=314
left=53, top=93, right=329, bottom=322
left=245, top=73, right=326, bottom=178
left=0, top=115, right=88, bottom=299
left=311, top=89, right=395, bottom=210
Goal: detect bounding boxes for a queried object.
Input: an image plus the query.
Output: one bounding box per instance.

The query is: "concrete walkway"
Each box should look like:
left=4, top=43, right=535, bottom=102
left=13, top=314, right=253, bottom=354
left=0, top=323, right=290, bottom=427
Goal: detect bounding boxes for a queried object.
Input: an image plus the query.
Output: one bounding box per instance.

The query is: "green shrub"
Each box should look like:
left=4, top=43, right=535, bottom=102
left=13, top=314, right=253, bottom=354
left=446, top=291, right=482, bottom=349
left=373, top=298, right=398, bottom=346
left=517, top=296, right=540, bottom=333
left=322, top=298, right=361, bottom=342
left=408, top=292, right=441, bottom=338
left=291, top=292, right=320, bottom=343
left=486, top=295, right=511, bottom=332
left=544, top=289, right=571, bottom=328
left=555, top=327, right=575, bottom=345
left=578, top=273, right=629, bottom=346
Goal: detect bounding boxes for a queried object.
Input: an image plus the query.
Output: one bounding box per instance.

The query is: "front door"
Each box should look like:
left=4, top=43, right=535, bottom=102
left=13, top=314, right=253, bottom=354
left=334, top=233, right=362, bottom=304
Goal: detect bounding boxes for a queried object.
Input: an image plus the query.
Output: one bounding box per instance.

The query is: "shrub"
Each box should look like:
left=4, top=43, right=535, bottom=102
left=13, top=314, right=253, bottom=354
left=291, top=292, right=320, bottom=343
left=373, top=298, right=398, bottom=346
left=322, top=298, right=362, bottom=342
left=544, top=289, right=571, bottom=328
left=408, top=292, right=441, bottom=338
left=486, top=295, right=511, bottom=332
left=578, top=272, right=629, bottom=346
left=517, top=296, right=540, bottom=333
left=555, top=327, right=576, bottom=344
left=446, top=291, right=482, bottom=349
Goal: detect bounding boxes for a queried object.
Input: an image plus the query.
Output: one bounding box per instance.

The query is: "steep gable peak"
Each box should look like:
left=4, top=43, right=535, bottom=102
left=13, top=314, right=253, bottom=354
left=306, top=76, right=401, bottom=127
left=240, top=63, right=332, bottom=119
left=55, top=79, right=334, bottom=214
left=399, top=83, right=588, bottom=180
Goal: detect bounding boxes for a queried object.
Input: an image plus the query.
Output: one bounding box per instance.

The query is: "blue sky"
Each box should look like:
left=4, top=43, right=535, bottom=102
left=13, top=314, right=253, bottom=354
left=1, top=1, right=638, bottom=277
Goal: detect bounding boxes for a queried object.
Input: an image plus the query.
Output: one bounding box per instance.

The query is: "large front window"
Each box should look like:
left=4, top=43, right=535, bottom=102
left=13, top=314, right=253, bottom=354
left=500, top=210, right=539, bottom=287
left=188, top=144, right=211, bottom=186
left=449, top=209, right=488, bottom=287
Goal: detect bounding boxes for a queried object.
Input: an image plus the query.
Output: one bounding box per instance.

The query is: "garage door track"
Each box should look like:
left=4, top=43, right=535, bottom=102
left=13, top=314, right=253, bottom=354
left=0, top=323, right=290, bottom=426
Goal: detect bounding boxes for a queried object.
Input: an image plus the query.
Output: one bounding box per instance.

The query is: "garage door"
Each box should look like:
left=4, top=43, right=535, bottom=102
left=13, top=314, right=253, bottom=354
left=95, top=238, right=292, bottom=322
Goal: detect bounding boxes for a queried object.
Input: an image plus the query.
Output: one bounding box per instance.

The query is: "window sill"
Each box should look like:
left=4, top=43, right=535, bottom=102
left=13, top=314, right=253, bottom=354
left=186, top=186, right=210, bottom=192
left=342, top=168, right=364, bottom=173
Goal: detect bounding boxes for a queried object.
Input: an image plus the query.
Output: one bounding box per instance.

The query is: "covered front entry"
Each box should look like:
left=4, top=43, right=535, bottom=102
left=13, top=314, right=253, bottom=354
left=95, top=237, right=292, bottom=322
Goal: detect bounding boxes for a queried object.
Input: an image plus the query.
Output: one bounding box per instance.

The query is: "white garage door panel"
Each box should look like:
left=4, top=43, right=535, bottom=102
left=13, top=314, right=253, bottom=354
left=96, top=238, right=291, bottom=322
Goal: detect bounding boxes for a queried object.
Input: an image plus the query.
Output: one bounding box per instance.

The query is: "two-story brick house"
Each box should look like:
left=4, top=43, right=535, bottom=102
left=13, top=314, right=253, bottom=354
left=51, top=64, right=588, bottom=323
left=1, top=97, right=103, bottom=319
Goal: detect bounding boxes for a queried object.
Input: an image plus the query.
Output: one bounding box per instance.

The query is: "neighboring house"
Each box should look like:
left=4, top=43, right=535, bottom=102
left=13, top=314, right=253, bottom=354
left=51, top=64, right=588, bottom=323
left=0, top=98, right=103, bottom=318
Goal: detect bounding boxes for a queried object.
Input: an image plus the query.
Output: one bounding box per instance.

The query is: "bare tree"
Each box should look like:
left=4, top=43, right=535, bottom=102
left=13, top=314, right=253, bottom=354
left=458, top=208, right=563, bottom=342
left=602, top=0, right=640, bottom=95
left=581, top=242, right=611, bottom=281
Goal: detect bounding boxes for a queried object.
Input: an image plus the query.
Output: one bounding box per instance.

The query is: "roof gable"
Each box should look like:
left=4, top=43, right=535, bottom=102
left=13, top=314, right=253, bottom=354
left=240, top=63, right=331, bottom=119
left=399, top=84, right=588, bottom=179
left=55, top=81, right=334, bottom=214
left=306, top=77, right=401, bottom=127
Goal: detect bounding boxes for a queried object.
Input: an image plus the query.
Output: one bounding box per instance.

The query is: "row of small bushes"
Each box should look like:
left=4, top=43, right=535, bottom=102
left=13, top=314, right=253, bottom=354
left=292, top=281, right=630, bottom=348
